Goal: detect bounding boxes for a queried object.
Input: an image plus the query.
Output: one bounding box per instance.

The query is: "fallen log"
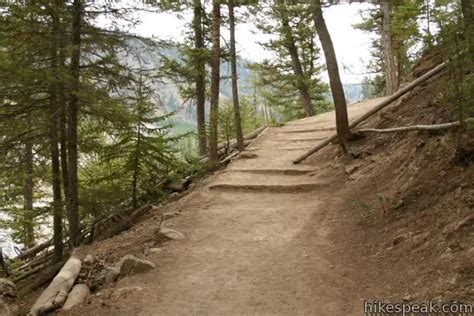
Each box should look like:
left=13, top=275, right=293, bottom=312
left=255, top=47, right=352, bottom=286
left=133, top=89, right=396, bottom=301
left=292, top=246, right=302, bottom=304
left=98, top=205, right=152, bottom=240
left=293, top=60, right=449, bottom=164
left=356, top=118, right=474, bottom=134
left=29, top=255, right=82, bottom=316
left=62, top=284, right=90, bottom=312
left=15, top=251, right=53, bottom=272
left=14, top=239, right=52, bottom=261
left=200, top=126, right=266, bottom=161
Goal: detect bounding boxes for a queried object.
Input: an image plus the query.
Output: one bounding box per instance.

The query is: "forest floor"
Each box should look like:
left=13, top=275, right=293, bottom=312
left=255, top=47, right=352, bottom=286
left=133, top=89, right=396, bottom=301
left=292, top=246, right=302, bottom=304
left=59, top=72, right=473, bottom=315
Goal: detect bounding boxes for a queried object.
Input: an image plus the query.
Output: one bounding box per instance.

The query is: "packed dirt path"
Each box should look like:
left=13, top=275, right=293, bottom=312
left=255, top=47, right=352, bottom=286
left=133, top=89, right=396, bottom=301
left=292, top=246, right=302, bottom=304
left=76, top=98, right=389, bottom=315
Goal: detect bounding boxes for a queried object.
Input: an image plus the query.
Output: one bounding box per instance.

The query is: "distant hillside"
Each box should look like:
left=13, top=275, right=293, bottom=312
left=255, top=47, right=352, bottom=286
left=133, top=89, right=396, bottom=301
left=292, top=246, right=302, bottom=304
left=121, top=39, right=370, bottom=137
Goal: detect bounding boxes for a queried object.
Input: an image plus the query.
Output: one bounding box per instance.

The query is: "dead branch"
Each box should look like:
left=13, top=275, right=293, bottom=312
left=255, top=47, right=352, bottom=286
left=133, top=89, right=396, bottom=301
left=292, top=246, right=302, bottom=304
left=14, top=239, right=52, bottom=261
left=356, top=118, right=474, bottom=133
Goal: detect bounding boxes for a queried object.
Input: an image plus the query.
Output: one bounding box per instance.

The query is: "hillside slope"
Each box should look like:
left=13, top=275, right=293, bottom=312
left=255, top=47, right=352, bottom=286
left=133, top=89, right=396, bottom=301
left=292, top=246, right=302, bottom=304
left=52, top=61, right=474, bottom=314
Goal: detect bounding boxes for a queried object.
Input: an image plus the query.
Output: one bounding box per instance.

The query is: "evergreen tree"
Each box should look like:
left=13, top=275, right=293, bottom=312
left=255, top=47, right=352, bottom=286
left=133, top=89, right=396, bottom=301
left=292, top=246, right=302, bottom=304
left=249, top=2, right=328, bottom=121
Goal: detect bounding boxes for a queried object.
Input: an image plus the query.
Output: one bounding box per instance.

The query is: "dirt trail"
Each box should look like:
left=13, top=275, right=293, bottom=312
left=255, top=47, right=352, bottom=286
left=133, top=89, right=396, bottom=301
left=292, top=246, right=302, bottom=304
left=75, top=98, right=389, bottom=315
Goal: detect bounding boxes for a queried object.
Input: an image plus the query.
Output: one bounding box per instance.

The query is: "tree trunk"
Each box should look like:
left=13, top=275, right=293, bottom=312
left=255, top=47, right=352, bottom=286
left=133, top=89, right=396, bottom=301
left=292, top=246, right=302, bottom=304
left=461, top=0, right=473, bottom=61
left=23, top=130, right=35, bottom=249
left=279, top=6, right=314, bottom=117
left=208, top=0, right=221, bottom=163
left=59, top=23, right=69, bottom=202
left=381, top=0, right=399, bottom=95
left=311, top=0, right=352, bottom=148
left=67, top=0, right=82, bottom=247
left=51, top=0, right=64, bottom=261
left=228, top=0, right=245, bottom=152
left=193, top=0, right=207, bottom=156
left=132, top=123, right=141, bottom=209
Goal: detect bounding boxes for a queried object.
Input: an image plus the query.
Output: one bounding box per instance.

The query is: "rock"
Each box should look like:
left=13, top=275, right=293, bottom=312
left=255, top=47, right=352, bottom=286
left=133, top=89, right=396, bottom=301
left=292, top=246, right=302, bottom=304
left=104, top=266, right=120, bottom=284
left=149, top=248, right=162, bottom=254
left=118, top=255, right=155, bottom=277
left=403, top=295, right=412, bottom=302
left=344, top=165, right=359, bottom=175
left=164, top=178, right=189, bottom=192
left=0, top=297, right=18, bottom=316
left=156, top=228, right=185, bottom=243
left=83, top=254, right=94, bottom=264
left=163, top=211, right=180, bottom=220
left=62, top=284, right=90, bottom=312
left=111, top=286, right=143, bottom=300
left=143, top=241, right=155, bottom=255
left=0, top=279, right=16, bottom=299
left=238, top=152, right=257, bottom=159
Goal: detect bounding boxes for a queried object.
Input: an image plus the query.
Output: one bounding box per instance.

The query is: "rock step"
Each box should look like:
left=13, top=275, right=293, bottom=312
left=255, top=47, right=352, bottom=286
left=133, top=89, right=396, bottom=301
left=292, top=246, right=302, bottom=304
left=208, top=183, right=325, bottom=193
left=269, top=137, right=326, bottom=142
left=277, top=127, right=336, bottom=134
left=224, top=169, right=314, bottom=175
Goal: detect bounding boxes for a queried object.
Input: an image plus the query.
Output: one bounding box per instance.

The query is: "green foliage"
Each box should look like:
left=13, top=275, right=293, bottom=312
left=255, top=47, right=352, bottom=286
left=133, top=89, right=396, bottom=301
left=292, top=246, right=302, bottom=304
left=248, top=3, right=330, bottom=122
left=217, top=97, right=265, bottom=143
left=0, top=1, right=187, bottom=249
left=354, top=0, right=425, bottom=95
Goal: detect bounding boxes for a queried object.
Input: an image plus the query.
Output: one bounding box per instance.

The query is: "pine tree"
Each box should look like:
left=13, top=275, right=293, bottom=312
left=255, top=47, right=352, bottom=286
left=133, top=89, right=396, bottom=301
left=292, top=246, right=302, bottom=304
left=250, top=2, right=328, bottom=121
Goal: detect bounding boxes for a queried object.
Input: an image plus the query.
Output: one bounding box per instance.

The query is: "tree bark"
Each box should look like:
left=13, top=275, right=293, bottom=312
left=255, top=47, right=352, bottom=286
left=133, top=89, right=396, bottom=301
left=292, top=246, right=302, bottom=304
left=23, top=129, right=35, bottom=249
left=193, top=0, right=207, bottom=156
left=50, top=0, right=63, bottom=261
left=228, top=0, right=245, bottom=151
left=311, top=0, right=352, bottom=147
left=132, top=122, right=141, bottom=209
left=208, top=0, right=221, bottom=163
left=461, top=0, right=473, bottom=61
left=59, top=21, right=69, bottom=202
left=67, top=0, right=82, bottom=247
left=279, top=6, right=314, bottom=117
left=381, top=0, right=399, bottom=95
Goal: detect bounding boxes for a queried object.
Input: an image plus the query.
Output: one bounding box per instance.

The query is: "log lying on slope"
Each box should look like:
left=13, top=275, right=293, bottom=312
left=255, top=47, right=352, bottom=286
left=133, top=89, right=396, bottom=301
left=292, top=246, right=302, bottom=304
left=292, top=60, right=449, bottom=164
left=356, top=118, right=474, bottom=133
left=29, top=255, right=82, bottom=316
left=200, top=126, right=266, bottom=161
left=14, top=239, right=52, bottom=261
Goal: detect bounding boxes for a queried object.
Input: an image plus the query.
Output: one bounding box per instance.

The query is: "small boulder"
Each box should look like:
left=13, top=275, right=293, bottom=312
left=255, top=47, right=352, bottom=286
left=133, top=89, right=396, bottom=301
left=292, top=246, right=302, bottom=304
left=149, top=248, right=162, bottom=255
left=118, top=255, right=155, bottom=277
left=0, top=279, right=16, bottom=299
left=163, top=211, right=180, bottom=220
left=156, top=228, right=185, bottom=243
left=0, top=297, right=18, bottom=316
left=104, top=266, right=120, bottom=284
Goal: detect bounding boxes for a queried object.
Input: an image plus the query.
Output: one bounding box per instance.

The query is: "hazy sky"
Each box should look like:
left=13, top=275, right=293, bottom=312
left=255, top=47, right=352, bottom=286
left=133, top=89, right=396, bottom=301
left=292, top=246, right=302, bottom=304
left=131, top=3, right=375, bottom=84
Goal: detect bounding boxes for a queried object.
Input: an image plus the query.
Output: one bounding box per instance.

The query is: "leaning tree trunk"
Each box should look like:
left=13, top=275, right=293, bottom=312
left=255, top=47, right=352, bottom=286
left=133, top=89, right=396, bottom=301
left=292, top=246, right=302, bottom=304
left=311, top=0, right=352, bottom=148
left=279, top=6, right=314, bottom=117
left=50, top=0, right=64, bottom=261
left=228, top=0, right=245, bottom=151
left=381, top=0, right=399, bottom=95
left=208, top=0, right=221, bottom=163
left=67, top=0, right=82, bottom=247
left=193, top=0, right=207, bottom=156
